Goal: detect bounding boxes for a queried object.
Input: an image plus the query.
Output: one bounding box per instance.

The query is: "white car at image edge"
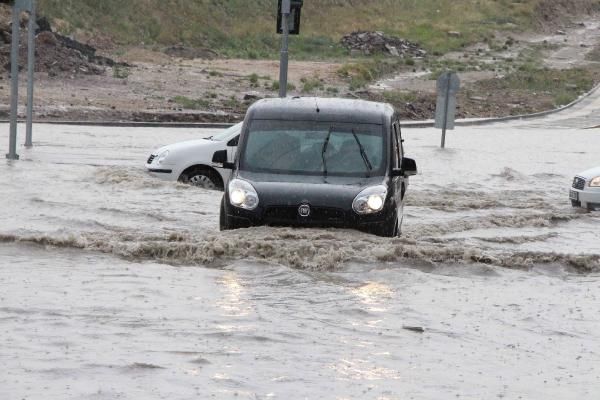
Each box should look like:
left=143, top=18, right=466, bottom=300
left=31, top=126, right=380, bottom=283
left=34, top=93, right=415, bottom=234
left=570, top=166, right=600, bottom=211
left=145, top=123, right=241, bottom=190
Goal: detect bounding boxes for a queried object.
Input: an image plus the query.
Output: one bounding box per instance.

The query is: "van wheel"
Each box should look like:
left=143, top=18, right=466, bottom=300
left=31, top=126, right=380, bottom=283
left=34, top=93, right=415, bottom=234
left=179, top=167, right=223, bottom=190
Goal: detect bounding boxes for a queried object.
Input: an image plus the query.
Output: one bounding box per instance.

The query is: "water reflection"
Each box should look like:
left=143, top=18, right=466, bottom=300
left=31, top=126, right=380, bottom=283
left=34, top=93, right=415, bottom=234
left=351, top=281, right=394, bottom=313
left=216, top=272, right=252, bottom=317
left=330, top=358, right=401, bottom=381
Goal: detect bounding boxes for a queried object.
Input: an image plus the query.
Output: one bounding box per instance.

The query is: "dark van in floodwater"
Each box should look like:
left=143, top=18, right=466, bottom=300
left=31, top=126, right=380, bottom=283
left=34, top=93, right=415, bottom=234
left=212, top=97, right=417, bottom=237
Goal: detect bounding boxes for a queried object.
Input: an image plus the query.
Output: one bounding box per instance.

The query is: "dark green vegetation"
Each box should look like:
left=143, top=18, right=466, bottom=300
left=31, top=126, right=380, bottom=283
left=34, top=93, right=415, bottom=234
left=37, top=0, right=599, bottom=58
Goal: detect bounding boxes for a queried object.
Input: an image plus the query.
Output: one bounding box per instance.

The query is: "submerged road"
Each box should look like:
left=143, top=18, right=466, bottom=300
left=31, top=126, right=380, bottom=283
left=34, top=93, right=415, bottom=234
left=1, top=91, right=599, bottom=399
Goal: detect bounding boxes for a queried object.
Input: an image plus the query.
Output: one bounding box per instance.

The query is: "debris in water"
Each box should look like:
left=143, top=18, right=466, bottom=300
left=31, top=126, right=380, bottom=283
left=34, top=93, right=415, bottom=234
left=402, top=326, right=425, bottom=333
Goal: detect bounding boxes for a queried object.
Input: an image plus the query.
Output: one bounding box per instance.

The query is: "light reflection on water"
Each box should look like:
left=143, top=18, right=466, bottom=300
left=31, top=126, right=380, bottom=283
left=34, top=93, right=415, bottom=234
left=216, top=272, right=252, bottom=317
left=351, top=281, right=393, bottom=313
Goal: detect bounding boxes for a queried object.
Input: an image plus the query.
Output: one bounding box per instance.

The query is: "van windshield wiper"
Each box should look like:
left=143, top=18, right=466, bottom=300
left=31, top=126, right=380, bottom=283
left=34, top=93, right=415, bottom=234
left=321, top=126, right=334, bottom=179
left=351, top=129, right=373, bottom=177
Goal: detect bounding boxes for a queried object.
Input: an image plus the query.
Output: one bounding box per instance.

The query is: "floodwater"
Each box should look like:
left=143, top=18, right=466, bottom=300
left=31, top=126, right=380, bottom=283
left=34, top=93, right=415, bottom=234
left=1, top=94, right=600, bottom=399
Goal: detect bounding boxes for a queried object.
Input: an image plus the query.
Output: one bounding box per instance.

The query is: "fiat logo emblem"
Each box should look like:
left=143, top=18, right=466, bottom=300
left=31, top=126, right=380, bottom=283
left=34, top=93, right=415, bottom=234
left=298, top=204, right=311, bottom=217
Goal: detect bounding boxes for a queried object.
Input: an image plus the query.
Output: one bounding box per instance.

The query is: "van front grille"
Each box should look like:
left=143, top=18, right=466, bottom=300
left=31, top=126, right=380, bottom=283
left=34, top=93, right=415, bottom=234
left=264, top=206, right=345, bottom=223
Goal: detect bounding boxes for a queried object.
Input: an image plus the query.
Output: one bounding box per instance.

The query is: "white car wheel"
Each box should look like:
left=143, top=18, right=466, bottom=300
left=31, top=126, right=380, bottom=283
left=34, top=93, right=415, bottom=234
left=189, top=174, right=217, bottom=190
left=179, top=167, right=223, bottom=190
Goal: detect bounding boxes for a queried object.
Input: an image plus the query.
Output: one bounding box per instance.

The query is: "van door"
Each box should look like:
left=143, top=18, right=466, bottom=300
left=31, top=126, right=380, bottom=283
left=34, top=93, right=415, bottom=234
left=391, top=121, right=405, bottom=213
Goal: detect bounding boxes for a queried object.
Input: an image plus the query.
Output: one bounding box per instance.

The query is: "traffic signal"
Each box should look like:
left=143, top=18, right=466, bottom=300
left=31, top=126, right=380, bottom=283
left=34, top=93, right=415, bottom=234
left=277, top=0, right=303, bottom=35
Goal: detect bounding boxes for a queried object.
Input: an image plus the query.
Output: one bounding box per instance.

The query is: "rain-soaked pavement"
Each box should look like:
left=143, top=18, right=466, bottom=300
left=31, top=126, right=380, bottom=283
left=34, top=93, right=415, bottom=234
left=1, top=90, right=600, bottom=399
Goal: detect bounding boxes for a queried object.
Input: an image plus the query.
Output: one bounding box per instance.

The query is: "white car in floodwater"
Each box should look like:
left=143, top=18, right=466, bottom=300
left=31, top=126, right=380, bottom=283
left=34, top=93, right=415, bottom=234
left=145, top=123, right=241, bottom=190
left=570, top=166, right=600, bottom=211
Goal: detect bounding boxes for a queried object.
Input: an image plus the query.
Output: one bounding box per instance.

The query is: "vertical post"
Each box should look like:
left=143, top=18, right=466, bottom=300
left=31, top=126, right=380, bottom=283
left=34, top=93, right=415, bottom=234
left=441, top=77, right=450, bottom=149
left=7, top=3, right=21, bottom=160
left=278, top=0, right=290, bottom=98
left=25, top=0, right=36, bottom=148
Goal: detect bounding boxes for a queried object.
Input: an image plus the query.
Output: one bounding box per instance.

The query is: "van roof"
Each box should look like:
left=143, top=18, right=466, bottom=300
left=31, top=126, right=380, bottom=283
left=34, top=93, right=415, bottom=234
left=246, top=97, right=395, bottom=125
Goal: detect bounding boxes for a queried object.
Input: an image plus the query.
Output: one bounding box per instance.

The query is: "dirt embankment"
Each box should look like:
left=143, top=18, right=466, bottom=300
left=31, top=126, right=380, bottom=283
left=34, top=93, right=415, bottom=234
left=0, top=5, right=124, bottom=78
left=1, top=3, right=600, bottom=123
left=534, top=0, right=600, bottom=29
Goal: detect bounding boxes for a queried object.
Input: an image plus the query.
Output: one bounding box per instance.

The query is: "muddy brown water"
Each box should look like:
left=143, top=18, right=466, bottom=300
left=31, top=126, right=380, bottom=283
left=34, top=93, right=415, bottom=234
left=1, top=94, right=600, bottom=398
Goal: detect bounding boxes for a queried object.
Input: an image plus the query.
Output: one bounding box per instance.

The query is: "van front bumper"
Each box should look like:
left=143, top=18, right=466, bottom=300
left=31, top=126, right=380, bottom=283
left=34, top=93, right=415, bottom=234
left=225, top=203, right=396, bottom=232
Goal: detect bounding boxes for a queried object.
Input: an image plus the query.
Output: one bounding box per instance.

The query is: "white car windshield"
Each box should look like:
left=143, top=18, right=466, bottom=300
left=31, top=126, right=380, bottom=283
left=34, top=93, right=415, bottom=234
left=240, top=120, right=385, bottom=177
left=209, top=123, right=242, bottom=141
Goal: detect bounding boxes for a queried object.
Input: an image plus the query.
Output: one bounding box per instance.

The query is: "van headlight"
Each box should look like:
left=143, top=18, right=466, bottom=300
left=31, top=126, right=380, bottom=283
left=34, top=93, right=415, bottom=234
left=353, top=185, right=387, bottom=214
left=228, top=179, right=259, bottom=210
left=590, top=177, right=600, bottom=187
left=157, top=150, right=170, bottom=164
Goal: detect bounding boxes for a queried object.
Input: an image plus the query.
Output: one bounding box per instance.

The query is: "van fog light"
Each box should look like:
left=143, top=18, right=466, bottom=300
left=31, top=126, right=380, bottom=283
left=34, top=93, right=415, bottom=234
left=353, top=185, right=387, bottom=215
left=228, top=179, right=259, bottom=210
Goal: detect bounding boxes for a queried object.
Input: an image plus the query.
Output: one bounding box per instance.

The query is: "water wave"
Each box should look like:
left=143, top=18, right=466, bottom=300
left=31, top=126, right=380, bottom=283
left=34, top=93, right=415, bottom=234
left=406, top=189, right=555, bottom=211
left=1, top=227, right=598, bottom=273
left=405, top=210, right=583, bottom=237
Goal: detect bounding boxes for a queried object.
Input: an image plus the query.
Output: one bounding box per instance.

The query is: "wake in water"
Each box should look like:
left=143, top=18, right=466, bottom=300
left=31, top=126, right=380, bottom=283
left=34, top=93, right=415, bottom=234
left=2, top=163, right=598, bottom=272
left=2, top=220, right=598, bottom=272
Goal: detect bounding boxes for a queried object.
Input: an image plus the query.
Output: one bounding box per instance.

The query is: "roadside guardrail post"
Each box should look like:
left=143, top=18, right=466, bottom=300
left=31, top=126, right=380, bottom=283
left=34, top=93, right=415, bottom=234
left=6, top=0, right=35, bottom=160
left=25, top=0, right=36, bottom=148
left=7, top=0, right=21, bottom=160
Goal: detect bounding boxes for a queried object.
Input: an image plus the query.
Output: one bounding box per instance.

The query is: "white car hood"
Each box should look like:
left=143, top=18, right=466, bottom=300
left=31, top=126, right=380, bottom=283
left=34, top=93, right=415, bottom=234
left=154, top=138, right=214, bottom=155
left=578, top=166, right=600, bottom=180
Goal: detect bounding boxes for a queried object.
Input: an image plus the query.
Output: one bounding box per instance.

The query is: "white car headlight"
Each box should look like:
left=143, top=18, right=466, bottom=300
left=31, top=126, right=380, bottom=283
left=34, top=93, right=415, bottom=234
left=228, top=179, right=259, bottom=210
left=353, top=185, right=387, bottom=215
left=157, top=150, right=170, bottom=164
left=590, top=177, right=600, bottom=187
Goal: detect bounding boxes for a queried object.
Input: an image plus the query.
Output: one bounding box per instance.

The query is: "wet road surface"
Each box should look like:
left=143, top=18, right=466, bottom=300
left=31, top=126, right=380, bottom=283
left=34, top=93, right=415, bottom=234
left=1, top=92, right=600, bottom=399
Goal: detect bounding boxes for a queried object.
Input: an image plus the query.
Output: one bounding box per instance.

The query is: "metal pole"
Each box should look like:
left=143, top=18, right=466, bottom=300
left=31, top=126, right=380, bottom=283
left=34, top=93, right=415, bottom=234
left=278, top=0, right=290, bottom=98
left=441, top=74, right=451, bottom=149
left=7, top=4, right=21, bottom=160
left=25, top=0, right=36, bottom=148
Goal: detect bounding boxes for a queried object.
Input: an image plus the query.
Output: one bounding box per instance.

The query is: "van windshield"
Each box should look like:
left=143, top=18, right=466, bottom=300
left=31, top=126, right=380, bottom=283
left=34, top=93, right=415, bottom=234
left=240, top=120, right=386, bottom=177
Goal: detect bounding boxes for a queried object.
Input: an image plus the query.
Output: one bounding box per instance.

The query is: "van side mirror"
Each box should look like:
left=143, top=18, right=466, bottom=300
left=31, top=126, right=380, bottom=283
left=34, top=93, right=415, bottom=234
left=392, top=157, right=417, bottom=177
left=401, top=157, right=417, bottom=176
left=212, top=150, right=234, bottom=169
